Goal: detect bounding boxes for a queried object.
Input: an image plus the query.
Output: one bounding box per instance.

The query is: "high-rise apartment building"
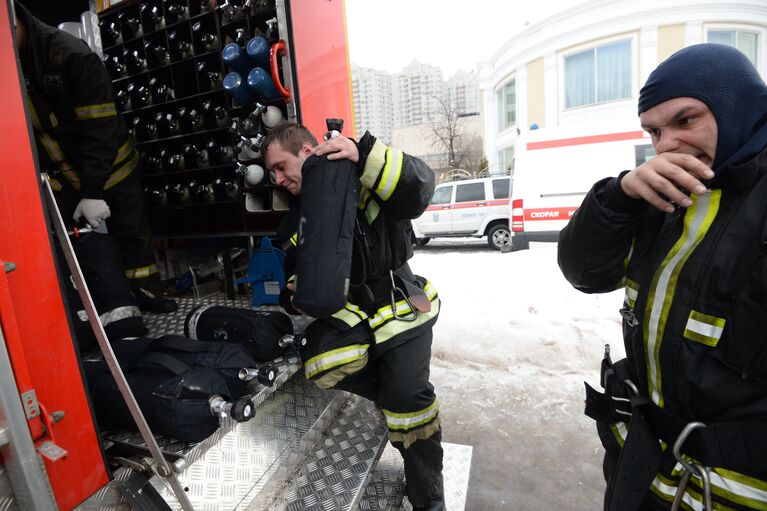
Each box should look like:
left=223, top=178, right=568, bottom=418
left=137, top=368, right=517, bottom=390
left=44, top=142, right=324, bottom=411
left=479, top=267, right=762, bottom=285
left=351, top=64, right=395, bottom=143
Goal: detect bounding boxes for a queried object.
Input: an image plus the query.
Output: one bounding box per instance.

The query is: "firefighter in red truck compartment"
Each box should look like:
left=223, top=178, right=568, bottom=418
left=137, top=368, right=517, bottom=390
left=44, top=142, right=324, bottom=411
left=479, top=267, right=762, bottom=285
left=559, top=44, right=767, bottom=511
left=264, top=123, right=444, bottom=511
left=13, top=2, right=177, bottom=313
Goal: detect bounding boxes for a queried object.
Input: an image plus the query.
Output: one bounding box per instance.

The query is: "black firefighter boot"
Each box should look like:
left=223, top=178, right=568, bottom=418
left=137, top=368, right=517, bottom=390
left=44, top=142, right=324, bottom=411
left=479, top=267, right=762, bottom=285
left=397, top=429, right=445, bottom=511
left=131, top=274, right=178, bottom=313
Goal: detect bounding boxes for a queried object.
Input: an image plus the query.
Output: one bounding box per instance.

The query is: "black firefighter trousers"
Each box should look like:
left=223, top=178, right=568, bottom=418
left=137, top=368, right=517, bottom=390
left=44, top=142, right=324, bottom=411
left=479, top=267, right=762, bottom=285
left=52, top=168, right=163, bottom=295
left=335, top=328, right=444, bottom=509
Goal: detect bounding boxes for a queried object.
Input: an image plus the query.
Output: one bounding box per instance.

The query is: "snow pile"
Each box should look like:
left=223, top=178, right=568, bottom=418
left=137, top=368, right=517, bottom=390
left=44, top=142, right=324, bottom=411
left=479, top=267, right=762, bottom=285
left=409, top=243, right=626, bottom=379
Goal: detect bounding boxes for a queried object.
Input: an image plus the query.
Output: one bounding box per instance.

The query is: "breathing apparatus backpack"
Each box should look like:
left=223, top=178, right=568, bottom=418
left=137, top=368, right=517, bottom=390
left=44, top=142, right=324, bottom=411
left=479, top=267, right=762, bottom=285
left=293, top=119, right=360, bottom=318
left=184, top=305, right=294, bottom=361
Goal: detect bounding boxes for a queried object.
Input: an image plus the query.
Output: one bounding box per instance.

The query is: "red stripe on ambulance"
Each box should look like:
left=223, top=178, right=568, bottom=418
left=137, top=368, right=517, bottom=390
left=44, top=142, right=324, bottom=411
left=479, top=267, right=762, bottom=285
left=524, top=207, right=578, bottom=221
left=527, top=131, right=645, bottom=151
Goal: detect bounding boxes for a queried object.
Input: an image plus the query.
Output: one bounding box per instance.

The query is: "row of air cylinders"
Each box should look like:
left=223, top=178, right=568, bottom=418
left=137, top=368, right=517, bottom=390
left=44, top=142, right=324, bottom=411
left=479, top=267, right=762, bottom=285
left=142, top=103, right=282, bottom=207
left=232, top=102, right=283, bottom=186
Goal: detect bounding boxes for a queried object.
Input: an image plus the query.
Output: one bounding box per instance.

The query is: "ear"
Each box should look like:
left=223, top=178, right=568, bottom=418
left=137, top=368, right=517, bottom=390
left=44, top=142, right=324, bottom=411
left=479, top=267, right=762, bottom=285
left=300, top=142, right=314, bottom=156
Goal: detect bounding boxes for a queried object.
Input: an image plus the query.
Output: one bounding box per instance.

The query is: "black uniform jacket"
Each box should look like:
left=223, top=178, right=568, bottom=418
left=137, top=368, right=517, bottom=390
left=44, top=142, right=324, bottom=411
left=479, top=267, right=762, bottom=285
left=17, top=4, right=136, bottom=199
left=559, top=147, right=767, bottom=427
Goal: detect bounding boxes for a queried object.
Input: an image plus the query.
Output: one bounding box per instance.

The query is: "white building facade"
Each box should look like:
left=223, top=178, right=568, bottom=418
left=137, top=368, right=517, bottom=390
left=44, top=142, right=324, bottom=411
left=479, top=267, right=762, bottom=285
left=478, top=0, right=767, bottom=176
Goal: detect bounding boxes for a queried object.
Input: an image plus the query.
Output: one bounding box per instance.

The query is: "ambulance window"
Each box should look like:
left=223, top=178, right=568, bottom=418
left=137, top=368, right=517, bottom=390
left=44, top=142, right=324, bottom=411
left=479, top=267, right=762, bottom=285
left=455, top=183, right=485, bottom=203
left=430, top=186, right=453, bottom=205
left=492, top=179, right=510, bottom=199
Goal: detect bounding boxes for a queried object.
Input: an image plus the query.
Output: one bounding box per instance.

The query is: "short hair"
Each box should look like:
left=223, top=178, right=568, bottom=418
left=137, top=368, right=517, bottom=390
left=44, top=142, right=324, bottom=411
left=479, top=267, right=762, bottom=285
left=262, top=121, right=318, bottom=158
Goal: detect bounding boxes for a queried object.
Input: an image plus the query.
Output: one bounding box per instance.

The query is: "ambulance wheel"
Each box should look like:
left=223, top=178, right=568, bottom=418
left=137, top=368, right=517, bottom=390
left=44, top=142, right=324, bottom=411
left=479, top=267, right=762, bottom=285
left=257, top=363, right=278, bottom=386
left=231, top=397, right=255, bottom=422
left=487, top=224, right=511, bottom=250
left=415, top=237, right=430, bottom=246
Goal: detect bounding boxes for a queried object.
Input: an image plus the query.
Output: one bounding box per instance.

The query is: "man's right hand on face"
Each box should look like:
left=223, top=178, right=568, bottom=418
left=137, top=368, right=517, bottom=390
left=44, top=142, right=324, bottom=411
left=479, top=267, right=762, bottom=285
left=620, top=153, right=715, bottom=213
left=73, top=198, right=111, bottom=228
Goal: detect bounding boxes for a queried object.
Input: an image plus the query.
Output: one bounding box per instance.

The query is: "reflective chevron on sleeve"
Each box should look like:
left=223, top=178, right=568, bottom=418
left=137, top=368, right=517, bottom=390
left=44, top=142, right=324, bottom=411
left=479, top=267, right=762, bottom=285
left=74, top=102, right=118, bottom=120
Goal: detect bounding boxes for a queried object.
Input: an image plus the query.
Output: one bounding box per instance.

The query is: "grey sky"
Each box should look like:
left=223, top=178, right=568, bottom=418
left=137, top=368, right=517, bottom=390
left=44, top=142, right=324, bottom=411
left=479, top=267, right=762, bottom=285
left=345, top=0, right=585, bottom=77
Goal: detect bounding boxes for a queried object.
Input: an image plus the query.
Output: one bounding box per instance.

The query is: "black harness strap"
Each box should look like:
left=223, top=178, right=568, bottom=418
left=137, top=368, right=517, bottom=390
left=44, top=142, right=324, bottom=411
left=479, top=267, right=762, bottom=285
left=585, top=356, right=767, bottom=511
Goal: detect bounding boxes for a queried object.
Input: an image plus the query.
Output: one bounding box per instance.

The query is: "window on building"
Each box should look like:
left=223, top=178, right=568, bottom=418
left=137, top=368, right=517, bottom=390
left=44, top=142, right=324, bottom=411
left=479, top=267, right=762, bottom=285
left=492, top=178, right=510, bottom=199
left=455, top=182, right=485, bottom=203
left=496, top=79, right=516, bottom=131
left=497, top=146, right=515, bottom=175
left=565, top=39, right=631, bottom=108
left=708, top=30, right=758, bottom=68
left=430, top=186, right=453, bottom=205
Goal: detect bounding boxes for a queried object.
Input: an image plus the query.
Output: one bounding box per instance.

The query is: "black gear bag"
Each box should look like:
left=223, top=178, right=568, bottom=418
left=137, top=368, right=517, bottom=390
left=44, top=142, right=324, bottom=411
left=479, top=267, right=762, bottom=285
left=84, top=335, right=257, bottom=442
left=293, top=154, right=360, bottom=317
left=184, top=305, right=293, bottom=361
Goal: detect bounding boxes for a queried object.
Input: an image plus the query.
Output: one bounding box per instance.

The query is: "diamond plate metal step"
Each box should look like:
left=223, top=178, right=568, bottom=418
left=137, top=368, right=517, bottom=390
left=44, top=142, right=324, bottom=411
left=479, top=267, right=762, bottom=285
left=262, top=395, right=389, bottom=511
left=357, top=443, right=473, bottom=511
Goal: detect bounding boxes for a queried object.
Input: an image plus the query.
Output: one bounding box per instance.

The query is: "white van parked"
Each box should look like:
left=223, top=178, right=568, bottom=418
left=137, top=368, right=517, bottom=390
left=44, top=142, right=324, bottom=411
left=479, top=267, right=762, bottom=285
left=412, top=176, right=511, bottom=250
left=510, top=127, right=655, bottom=250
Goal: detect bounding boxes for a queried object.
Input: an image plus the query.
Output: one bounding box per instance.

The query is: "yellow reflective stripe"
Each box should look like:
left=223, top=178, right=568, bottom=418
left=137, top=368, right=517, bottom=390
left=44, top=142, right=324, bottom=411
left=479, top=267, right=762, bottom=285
left=125, top=264, right=159, bottom=279
left=113, top=140, right=133, bottom=166
left=365, top=198, right=380, bottom=224
left=49, top=112, right=58, bottom=128
left=373, top=297, right=440, bottom=344
left=625, top=279, right=639, bottom=308
left=330, top=302, right=368, bottom=327
left=27, top=98, right=42, bottom=129
left=288, top=274, right=296, bottom=283
left=369, top=281, right=438, bottom=329
left=609, top=422, right=628, bottom=447
left=375, top=147, right=403, bottom=201
left=358, top=188, right=372, bottom=210
left=304, top=344, right=369, bottom=379
left=48, top=176, right=63, bottom=191
left=644, top=191, right=720, bottom=407
left=653, top=470, right=767, bottom=511
left=382, top=399, right=439, bottom=431
left=684, top=310, right=726, bottom=347
left=39, top=133, right=66, bottom=162
left=289, top=233, right=298, bottom=247
left=360, top=140, right=388, bottom=190
left=104, top=151, right=138, bottom=190
left=74, top=102, right=117, bottom=120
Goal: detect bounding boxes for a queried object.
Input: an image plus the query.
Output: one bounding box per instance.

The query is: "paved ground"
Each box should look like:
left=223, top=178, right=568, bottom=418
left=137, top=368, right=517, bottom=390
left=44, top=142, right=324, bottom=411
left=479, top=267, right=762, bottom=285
left=415, top=239, right=606, bottom=511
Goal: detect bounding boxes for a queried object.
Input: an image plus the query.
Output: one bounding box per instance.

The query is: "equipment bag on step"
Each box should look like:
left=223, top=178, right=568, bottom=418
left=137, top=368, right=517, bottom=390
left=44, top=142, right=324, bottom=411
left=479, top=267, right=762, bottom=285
left=184, top=305, right=293, bottom=361
left=84, top=335, right=258, bottom=442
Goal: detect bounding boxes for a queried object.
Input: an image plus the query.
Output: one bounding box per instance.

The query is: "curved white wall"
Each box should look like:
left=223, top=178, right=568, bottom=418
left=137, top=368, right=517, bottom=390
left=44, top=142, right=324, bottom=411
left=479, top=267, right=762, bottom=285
left=479, top=0, right=767, bottom=172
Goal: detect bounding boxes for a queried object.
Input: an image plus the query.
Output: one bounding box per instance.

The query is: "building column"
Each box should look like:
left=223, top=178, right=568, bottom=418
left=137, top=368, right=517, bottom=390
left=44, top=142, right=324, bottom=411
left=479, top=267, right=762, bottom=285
left=639, top=25, right=658, bottom=90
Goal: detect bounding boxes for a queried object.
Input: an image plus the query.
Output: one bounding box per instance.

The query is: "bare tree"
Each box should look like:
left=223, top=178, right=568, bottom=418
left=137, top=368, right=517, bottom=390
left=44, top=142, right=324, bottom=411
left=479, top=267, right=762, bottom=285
left=428, top=96, right=483, bottom=174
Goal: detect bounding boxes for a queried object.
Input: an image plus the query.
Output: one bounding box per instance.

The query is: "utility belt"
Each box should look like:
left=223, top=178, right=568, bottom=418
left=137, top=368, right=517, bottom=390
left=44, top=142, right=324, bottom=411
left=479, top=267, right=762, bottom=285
left=585, top=346, right=767, bottom=511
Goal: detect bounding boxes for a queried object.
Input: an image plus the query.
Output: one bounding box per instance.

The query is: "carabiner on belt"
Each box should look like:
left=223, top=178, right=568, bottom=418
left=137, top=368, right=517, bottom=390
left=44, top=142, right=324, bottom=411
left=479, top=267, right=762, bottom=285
left=390, top=270, right=417, bottom=322
left=670, top=421, right=712, bottom=511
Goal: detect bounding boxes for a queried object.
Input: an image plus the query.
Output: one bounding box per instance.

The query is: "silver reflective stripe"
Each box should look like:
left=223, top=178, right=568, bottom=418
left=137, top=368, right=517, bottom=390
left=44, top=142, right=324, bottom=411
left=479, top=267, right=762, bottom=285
left=645, top=192, right=719, bottom=406
left=382, top=400, right=439, bottom=430
left=625, top=279, right=639, bottom=307
left=376, top=148, right=402, bottom=201
left=685, top=317, right=723, bottom=341
left=304, top=344, right=368, bottom=379
left=100, top=305, right=141, bottom=327
left=186, top=304, right=215, bottom=340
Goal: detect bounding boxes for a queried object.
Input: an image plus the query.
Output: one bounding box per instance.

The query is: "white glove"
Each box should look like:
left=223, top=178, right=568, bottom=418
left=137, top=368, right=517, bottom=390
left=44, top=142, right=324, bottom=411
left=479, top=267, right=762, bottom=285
left=73, top=198, right=111, bottom=228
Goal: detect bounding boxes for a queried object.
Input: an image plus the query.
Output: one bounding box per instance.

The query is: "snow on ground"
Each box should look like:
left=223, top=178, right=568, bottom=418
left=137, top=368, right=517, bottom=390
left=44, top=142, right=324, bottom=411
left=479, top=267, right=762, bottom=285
left=409, top=240, right=625, bottom=385
left=407, top=239, right=627, bottom=510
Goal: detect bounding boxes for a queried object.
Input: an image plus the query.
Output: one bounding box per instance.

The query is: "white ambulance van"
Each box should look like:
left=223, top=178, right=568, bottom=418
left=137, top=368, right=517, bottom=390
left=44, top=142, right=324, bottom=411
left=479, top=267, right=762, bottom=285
left=509, top=126, right=655, bottom=250
left=411, top=176, right=511, bottom=250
